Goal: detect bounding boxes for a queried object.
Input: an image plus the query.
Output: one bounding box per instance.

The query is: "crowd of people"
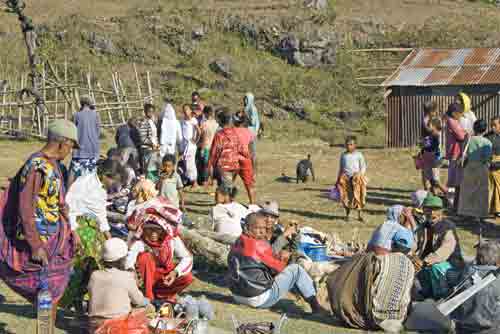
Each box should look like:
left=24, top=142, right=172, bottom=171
left=0, top=89, right=499, bottom=334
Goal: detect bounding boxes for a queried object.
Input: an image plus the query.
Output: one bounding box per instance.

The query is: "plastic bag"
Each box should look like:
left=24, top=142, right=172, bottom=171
left=95, top=310, right=149, bottom=334
left=328, top=186, right=340, bottom=202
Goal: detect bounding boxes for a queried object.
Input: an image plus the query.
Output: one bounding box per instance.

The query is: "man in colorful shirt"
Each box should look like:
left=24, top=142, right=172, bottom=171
left=0, top=120, right=79, bottom=328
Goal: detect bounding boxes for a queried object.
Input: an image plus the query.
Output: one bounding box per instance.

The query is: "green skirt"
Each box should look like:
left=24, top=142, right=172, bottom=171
left=60, top=215, right=105, bottom=311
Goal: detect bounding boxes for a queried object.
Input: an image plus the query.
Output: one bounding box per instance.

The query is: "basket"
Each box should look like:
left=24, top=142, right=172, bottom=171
left=149, top=318, right=187, bottom=334
left=298, top=243, right=329, bottom=262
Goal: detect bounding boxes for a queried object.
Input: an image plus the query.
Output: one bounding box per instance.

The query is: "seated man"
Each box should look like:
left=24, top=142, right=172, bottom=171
left=228, top=212, right=324, bottom=313
left=453, top=241, right=500, bottom=333
left=416, top=195, right=465, bottom=299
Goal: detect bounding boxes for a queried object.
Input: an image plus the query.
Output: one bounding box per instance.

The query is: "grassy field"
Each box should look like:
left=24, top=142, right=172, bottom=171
left=0, top=129, right=496, bottom=333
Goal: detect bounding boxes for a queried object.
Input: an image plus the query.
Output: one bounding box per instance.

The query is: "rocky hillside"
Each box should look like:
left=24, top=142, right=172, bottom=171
left=1, top=0, right=499, bottom=143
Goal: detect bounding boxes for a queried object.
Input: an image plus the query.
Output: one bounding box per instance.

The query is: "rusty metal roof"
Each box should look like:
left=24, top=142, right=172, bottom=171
left=382, top=48, right=500, bottom=87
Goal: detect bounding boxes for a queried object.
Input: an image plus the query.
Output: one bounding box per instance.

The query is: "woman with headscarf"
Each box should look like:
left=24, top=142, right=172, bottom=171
left=458, top=119, right=492, bottom=219
left=126, top=183, right=193, bottom=302
left=160, top=102, right=182, bottom=157
left=244, top=93, right=259, bottom=171
left=367, top=205, right=416, bottom=256
left=456, top=92, right=477, bottom=135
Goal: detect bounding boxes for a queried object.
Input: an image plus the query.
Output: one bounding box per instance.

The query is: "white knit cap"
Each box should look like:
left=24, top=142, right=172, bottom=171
left=102, top=238, right=128, bottom=262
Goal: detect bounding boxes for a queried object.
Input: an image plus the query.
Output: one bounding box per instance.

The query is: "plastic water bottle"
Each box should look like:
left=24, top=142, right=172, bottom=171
left=37, top=276, right=53, bottom=334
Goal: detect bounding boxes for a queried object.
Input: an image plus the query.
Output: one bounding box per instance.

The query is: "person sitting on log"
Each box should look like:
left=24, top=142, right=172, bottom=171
left=209, top=184, right=250, bottom=240
left=228, top=212, right=324, bottom=313
left=125, top=182, right=192, bottom=303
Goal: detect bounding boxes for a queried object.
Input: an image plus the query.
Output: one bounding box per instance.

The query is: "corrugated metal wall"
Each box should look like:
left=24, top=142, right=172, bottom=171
left=386, top=90, right=500, bottom=148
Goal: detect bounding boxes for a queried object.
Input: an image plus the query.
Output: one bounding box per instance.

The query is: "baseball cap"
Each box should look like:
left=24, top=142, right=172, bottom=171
left=422, top=195, right=444, bottom=209
left=48, top=119, right=80, bottom=149
left=261, top=201, right=279, bottom=218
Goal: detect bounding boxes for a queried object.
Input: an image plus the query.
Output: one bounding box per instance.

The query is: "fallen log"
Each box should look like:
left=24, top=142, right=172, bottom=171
left=179, top=227, right=230, bottom=268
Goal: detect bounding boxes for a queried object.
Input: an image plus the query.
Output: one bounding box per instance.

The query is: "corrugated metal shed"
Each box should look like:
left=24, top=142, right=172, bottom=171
left=382, top=48, right=500, bottom=87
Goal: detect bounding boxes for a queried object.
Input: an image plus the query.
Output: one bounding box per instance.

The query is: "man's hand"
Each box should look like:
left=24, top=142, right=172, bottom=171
left=32, top=248, right=49, bottom=266
left=104, top=231, right=112, bottom=240
left=283, top=224, right=298, bottom=239
left=278, top=250, right=291, bottom=264
left=163, top=271, right=178, bottom=287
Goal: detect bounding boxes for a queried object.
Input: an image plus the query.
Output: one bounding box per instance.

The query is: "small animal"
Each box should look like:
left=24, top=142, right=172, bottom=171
left=296, top=154, right=315, bottom=184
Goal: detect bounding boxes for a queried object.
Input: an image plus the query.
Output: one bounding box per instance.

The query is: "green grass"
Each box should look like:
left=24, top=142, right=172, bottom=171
left=0, top=135, right=493, bottom=333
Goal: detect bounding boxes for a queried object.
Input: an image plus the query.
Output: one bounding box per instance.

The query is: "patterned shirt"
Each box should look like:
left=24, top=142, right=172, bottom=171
left=17, top=153, right=65, bottom=243
left=208, top=128, right=248, bottom=172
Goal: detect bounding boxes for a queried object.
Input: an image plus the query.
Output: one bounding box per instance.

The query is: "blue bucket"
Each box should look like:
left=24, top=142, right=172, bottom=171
left=298, top=242, right=328, bottom=262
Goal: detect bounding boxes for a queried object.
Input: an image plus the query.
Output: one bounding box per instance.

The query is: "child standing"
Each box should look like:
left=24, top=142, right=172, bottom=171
left=159, top=154, right=185, bottom=211
left=421, top=118, right=447, bottom=195
left=336, top=136, right=367, bottom=222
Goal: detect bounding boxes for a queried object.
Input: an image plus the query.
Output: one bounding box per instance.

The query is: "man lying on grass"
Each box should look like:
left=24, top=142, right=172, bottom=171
left=228, top=212, right=325, bottom=314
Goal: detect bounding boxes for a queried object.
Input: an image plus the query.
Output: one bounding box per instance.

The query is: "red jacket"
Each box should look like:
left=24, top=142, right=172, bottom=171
left=228, top=234, right=285, bottom=297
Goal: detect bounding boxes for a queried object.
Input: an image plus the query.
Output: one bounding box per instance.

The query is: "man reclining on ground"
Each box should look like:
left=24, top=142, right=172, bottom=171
left=227, top=212, right=324, bottom=314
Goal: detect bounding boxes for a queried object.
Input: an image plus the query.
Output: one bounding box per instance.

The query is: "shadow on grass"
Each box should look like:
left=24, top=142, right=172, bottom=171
left=451, top=216, right=500, bottom=241
left=186, top=200, right=214, bottom=208
left=0, top=303, right=35, bottom=320
left=280, top=208, right=345, bottom=221
left=275, top=174, right=296, bottom=183
left=367, top=186, right=414, bottom=194
left=0, top=323, right=15, bottom=334
left=194, top=271, right=229, bottom=289
left=188, top=290, right=236, bottom=305
left=186, top=207, right=210, bottom=216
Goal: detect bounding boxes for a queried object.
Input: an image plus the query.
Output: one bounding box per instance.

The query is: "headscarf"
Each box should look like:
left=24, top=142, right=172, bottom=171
left=160, top=103, right=182, bottom=154
left=132, top=178, right=158, bottom=204
left=127, top=196, right=182, bottom=241
left=244, top=93, right=260, bottom=135
left=386, top=205, right=416, bottom=230
left=411, top=190, right=428, bottom=209
left=458, top=92, right=471, bottom=115
left=386, top=205, right=405, bottom=223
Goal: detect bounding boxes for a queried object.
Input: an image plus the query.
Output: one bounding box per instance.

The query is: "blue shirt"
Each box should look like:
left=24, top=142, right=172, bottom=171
left=73, top=106, right=101, bottom=159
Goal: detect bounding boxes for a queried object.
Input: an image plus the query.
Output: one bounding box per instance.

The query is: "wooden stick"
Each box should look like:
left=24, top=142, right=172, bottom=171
left=54, top=65, right=59, bottom=120
left=98, top=106, right=143, bottom=112
left=45, top=60, right=76, bottom=114
left=133, top=63, right=143, bottom=100
left=356, top=76, right=389, bottom=80
left=0, top=85, right=78, bottom=95
left=349, top=48, right=413, bottom=53
left=1, top=78, right=7, bottom=118
left=146, top=71, right=152, bottom=103
left=42, top=64, right=47, bottom=134
left=64, top=58, right=68, bottom=119
left=97, top=81, right=114, bottom=129
left=118, top=76, right=131, bottom=119
left=111, top=73, right=126, bottom=123
left=18, top=75, right=24, bottom=131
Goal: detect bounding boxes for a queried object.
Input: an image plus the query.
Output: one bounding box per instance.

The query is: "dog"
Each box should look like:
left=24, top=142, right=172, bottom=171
left=296, top=154, right=315, bottom=184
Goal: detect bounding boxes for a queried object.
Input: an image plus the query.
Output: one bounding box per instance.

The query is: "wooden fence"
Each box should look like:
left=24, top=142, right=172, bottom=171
left=0, top=61, right=155, bottom=139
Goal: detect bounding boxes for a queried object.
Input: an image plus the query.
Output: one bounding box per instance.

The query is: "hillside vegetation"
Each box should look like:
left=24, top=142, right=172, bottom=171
left=1, top=0, right=500, bottom=144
